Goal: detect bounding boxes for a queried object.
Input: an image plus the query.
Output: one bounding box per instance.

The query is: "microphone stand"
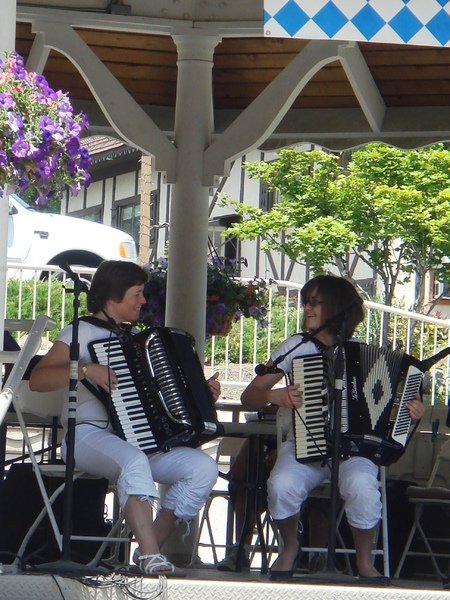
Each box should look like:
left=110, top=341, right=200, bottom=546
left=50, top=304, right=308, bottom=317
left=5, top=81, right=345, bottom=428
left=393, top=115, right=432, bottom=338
left=37, top=266, right=106, bottom=575
left=298, top=314, right=356, bottom=584
left=324, top=318, right=348, bottom=575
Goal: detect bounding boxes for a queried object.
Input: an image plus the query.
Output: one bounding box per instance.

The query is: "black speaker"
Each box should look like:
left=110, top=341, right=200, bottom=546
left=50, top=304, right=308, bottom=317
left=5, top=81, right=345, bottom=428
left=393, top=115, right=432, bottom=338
left=0, top=463, right=111, bottom=566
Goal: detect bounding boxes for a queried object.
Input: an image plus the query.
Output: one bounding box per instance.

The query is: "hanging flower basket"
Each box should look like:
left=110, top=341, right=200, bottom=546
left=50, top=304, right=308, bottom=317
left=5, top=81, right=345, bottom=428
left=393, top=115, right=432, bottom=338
left=0, top=51, right=91, bottom=205
left=139, top=256, right=269, bottom=339
left=206, top=310, right=235, bottom=337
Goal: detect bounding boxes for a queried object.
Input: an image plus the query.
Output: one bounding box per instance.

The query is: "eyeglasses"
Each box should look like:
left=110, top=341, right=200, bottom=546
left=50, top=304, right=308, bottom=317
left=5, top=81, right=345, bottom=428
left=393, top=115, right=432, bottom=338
left=301, top=298, right=323, bottom=308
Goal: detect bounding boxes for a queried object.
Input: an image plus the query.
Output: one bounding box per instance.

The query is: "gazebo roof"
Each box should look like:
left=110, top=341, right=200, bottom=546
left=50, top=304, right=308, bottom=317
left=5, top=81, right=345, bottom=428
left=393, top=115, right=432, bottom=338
left=15, top=1, right=450, bottom=152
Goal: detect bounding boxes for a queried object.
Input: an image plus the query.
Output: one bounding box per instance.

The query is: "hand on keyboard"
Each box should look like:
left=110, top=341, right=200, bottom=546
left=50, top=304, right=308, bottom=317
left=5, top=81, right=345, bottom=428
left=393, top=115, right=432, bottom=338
left=270, top=384, right=303, bottom=409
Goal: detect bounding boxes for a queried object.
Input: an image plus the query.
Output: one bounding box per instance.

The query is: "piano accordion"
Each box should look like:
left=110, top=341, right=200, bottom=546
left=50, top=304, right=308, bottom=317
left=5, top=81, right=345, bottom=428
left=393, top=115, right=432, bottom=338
left=292, top=342, right=426, bottom=466
left=88, top=327, right=223, bottom=454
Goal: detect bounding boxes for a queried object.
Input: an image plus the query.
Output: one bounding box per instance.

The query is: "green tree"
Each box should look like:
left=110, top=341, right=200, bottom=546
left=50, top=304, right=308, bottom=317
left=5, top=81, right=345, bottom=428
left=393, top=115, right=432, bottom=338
left=223, top=144, right=450, bottom=311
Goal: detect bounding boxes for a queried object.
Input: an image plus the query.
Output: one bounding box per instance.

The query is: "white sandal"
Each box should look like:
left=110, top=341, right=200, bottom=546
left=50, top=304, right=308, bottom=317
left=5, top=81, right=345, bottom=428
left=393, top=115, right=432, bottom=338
left=136, top=551, right=186, bottom=578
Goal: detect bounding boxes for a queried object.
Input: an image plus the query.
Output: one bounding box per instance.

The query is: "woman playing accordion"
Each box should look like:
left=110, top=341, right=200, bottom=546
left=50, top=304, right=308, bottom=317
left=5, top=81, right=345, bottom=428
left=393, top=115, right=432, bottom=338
left=241, top=275, right=425, bottom=581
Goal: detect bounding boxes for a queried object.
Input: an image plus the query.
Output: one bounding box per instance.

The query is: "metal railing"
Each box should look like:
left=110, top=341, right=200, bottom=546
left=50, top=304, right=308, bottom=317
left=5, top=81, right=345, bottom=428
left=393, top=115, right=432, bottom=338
left=5, top=266, right=450, bottom=406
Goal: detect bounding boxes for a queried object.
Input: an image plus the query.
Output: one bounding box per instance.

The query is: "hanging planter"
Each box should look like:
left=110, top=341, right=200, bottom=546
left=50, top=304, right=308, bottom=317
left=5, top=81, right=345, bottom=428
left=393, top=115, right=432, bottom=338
left=140, top=256, right=269, bottom=339
left=206, top=309, right=235, bottom=337
left=0, top=51, right=91, bottom=205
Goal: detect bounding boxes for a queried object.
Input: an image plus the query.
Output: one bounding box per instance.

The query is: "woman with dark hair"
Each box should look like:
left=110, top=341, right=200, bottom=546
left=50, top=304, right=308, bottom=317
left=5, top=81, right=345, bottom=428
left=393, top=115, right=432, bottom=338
left=30, top=260, right=220, bottom=577
left=241, top=274, right=424, bottom=581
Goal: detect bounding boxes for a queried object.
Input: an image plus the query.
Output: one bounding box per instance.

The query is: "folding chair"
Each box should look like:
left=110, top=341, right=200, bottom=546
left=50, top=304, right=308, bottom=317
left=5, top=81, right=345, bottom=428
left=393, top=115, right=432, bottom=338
left=394, top=439, right=450, bottom=581
left=8, top=377, right=130, bottom=570
left=297, top=467, right=389, bottom=576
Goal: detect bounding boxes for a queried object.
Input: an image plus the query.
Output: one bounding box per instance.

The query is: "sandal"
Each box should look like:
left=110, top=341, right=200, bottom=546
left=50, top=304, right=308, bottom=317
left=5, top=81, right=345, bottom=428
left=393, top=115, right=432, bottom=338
left=136, top=552, right=187, bottom=578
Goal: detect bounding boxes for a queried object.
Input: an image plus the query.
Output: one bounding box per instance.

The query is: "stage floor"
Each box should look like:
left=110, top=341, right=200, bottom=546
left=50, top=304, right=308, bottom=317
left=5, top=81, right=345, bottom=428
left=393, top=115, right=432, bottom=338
left=0, top=565, right=446, bottom=600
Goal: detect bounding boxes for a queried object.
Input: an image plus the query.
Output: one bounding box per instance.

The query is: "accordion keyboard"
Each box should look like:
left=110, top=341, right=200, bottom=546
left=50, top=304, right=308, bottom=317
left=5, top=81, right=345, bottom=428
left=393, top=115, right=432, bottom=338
left=90, top=338, right=158, bottom=453
left=391, top=364, right=423, bottom=447
left=292, top=354, right=328, bottom=462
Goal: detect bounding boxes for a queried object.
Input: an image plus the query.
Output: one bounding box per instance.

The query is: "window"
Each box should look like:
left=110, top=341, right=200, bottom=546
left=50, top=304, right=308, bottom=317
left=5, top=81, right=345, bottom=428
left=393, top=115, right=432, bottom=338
left=433, top=279, right=450, bottom=300
left=259, top=181, right=277, bottom=212
left=117, top=201, right=140, bottom=245
left=69, top=207, right=102, bottom=222
left=83, top=210, right=102, bottom=223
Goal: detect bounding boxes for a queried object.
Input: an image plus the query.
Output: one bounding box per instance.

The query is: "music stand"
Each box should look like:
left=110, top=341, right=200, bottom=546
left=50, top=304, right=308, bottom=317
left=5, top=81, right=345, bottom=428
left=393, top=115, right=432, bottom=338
left=36, top=265, right=107, bottom=575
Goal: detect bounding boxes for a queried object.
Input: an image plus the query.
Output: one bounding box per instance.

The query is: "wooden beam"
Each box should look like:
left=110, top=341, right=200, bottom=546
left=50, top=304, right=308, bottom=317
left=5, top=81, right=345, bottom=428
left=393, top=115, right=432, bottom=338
left=338, top=43, right=385, bottom=133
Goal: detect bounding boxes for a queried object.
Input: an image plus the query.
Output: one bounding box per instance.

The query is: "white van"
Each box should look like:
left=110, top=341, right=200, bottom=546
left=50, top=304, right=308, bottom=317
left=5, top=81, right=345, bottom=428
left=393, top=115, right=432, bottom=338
left=7, top=194, right=138, bottom=278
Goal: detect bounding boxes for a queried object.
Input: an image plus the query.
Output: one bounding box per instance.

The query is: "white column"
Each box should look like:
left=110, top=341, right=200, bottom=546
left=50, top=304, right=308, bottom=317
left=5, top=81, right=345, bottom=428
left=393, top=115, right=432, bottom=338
left=0, top=0, right=16, bottom=52
left=160, top=32, right=220, bottom=565
left=0, top=0, right=17, bottom=375
left=165, top=32, right=220, bottom=361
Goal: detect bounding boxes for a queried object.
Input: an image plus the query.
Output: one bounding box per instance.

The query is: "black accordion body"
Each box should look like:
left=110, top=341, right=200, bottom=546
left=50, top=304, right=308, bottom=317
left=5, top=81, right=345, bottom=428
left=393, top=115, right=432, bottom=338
left=293, top=342, right=426, bottom=466
left=88, top=327, right=223, bottom=454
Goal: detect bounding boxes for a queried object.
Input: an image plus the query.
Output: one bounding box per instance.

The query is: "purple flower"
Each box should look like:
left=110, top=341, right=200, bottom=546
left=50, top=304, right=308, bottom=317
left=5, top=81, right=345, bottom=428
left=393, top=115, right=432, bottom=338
left=0, top=150, right=7, bottom=166
left=36, top=158, right=53, bottom=181
left=80, top=112, right=90, bottom=129
left=18, top=176, right=28, bottom=195
left=12, top=65, right=26, bottom=80
left=39, top=116, right=64, bottom=141
left=7, top=112, right=24, bottom=132
left=66, top=158, right=78, bottom=176
left=35, top=192, right=51, bottom=206
left=57, top=97, right=74, bottom=119
left=26, top=142, right=40, bottom=159
left=0, top=92, right=15, bottom=109
left=12, top=53, right=24, bottom=67
left=65, top=136, right=80, bottom=157
left=69, top=180, right=83, bottom=195
left=66, top=119, right=81, bottom=138
left=79, top=146, right=91, bottom=169
left=11, top=138, right=30, bottom=158
left=35, top=74, right=49, bottom=91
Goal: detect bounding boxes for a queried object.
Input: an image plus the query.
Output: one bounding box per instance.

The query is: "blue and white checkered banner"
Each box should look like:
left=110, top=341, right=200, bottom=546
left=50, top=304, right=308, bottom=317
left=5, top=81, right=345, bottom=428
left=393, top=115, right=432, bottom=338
left=264, top=0, right=450, bottom=47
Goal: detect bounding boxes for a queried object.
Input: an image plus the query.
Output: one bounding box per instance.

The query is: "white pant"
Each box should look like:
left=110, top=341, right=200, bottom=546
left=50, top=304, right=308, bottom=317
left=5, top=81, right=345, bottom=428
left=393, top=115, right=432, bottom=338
left=268, top=440, right=381, bottom=529
left=62, top=424, right=218, bottom=520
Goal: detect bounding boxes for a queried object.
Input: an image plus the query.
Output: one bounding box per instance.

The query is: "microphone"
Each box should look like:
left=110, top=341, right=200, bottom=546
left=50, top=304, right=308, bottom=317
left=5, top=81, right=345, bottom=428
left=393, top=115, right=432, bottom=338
left=254, top=362, right=284, bottom=376
left=57, top=260, right=89, bottom=294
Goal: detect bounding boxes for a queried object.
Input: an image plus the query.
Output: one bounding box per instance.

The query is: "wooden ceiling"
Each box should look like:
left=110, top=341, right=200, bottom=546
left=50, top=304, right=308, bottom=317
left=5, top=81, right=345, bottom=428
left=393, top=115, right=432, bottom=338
left=15, top=22, right=450, bottom=111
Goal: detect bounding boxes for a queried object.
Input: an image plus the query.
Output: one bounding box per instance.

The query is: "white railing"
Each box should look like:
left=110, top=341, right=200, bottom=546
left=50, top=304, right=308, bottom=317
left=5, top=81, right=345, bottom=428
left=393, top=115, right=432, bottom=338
left=5, top=263, right=96, bottom=339
left=5, top=267, right=450, bottom=407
